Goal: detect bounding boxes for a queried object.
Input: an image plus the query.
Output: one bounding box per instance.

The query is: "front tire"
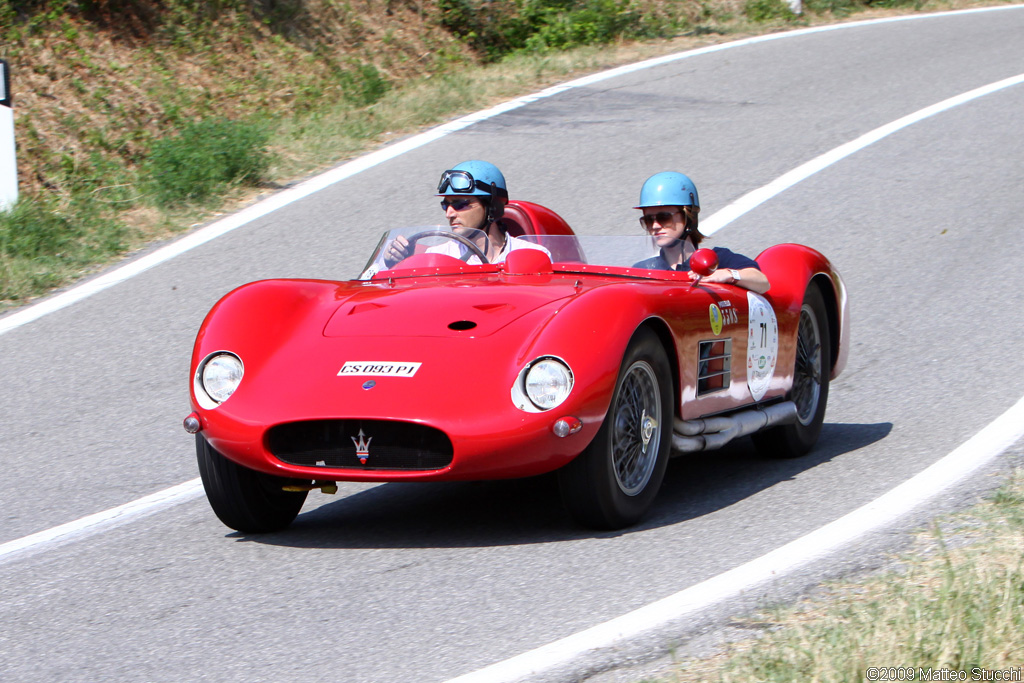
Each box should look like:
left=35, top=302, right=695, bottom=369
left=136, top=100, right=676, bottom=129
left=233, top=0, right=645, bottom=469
left=559, top=328, right=672, bottom=530
left=753, top=284, right=831, bottom=458
left=196, top=435, right=309, bottom=533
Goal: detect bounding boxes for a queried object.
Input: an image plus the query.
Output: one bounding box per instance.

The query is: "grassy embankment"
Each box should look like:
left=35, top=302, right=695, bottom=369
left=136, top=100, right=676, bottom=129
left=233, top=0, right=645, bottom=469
left=649, top=467, right=1024, bottom=682
left=0, top=0, right=980, bottom=310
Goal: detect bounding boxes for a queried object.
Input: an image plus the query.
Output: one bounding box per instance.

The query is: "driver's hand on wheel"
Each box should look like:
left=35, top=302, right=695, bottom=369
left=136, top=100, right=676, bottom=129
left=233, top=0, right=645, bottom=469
left=383, top=235, right=412, bottom=267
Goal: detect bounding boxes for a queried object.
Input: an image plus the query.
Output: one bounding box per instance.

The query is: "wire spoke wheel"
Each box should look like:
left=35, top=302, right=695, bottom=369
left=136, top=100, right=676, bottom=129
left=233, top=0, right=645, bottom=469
left=558, top=328, right=671, bottom=529
left=752, top=284, right=831, bottom=459
left=792, top=304, right=823, bottom=425
left=611, top=361, right=661, bottom=496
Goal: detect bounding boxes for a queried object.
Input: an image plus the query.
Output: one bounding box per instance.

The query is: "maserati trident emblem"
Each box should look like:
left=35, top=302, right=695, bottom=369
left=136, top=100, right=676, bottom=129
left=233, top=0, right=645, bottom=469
left=351, top=429, right=373, bottom=464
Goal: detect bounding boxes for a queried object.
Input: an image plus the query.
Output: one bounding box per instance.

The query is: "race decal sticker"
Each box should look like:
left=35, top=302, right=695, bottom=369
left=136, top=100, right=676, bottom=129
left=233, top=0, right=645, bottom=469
left=709, top=304, right=723, bottom=336
left=746, top=293, right=778, bottom=402
left=338, top=362, right=422, bottom=377
left=709, top=301, right=739, bottom=336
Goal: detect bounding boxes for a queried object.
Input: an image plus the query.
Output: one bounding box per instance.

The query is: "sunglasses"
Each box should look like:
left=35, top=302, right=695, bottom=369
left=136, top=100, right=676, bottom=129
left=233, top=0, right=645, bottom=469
left=440, top=198, right=475, bottom=211
left=639, top=211, right=682, bottom=231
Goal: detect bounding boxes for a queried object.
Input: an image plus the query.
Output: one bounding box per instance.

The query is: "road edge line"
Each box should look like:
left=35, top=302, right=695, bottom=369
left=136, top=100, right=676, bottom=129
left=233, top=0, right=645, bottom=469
left=0, top=478, right=203, bottom=566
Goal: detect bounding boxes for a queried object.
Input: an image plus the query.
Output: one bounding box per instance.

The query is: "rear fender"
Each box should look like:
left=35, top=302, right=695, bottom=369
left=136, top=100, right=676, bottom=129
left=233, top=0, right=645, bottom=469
left=757, top=244, right=849, bottom=380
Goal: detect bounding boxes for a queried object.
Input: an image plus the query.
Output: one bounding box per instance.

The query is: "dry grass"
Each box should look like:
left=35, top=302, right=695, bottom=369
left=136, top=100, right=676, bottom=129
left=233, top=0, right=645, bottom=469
left=3, top=0, right=467, bottom=199
left=653, top=470, right=1024, bottom=683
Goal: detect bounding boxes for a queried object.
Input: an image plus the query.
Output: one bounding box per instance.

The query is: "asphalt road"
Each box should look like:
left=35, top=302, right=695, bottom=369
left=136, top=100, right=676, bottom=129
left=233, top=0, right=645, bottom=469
left=2, top=7, right=1024, bottom=682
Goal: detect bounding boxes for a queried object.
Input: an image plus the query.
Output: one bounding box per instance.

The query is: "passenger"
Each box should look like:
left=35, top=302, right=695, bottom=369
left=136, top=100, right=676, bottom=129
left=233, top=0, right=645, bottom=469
left=383, top=160, right=548, bottom=266
left=631, top=172, right=770, bottom=294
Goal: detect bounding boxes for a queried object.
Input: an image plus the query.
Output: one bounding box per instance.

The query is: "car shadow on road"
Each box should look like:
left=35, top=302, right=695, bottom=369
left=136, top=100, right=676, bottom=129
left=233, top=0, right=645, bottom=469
left=238, top=421, right=892, bottom=549
left=646, top=421, right=893, bottom=528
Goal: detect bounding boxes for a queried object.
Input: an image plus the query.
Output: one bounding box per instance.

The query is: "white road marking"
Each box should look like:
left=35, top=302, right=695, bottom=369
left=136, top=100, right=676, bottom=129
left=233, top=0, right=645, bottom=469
left=0, top=479, right=203, bottom=567
left=0, top=10, right=1021, bottom=680
left=446, top=395, right=1024, bottom=683
left=701, top=71, right=1024, bottom=235
left=1, top=4, right=1020, bottom=339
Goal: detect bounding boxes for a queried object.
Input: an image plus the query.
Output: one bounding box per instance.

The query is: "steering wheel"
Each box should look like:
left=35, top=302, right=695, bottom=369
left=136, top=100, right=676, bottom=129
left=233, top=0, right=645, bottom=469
left=405, top=230, right=489, bottom=264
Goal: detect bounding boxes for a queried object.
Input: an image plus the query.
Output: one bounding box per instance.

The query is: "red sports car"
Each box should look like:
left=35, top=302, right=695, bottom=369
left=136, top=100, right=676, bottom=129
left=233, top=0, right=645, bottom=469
left=185, top=200, right=849, bottom=532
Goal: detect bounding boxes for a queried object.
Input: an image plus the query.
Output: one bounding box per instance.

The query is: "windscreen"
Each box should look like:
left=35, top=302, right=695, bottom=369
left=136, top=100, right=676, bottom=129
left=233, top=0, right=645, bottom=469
left=358, top=227, right=667, bottom=280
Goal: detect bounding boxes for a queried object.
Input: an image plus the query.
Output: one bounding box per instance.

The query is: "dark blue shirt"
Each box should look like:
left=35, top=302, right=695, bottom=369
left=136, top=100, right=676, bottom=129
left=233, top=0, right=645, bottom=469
left=632, top=247, right=760, bottom=272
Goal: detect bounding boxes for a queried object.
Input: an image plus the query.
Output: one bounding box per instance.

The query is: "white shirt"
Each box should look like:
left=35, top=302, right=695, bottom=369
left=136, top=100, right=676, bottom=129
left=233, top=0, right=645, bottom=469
left=428, top=235, right=550, bottom=264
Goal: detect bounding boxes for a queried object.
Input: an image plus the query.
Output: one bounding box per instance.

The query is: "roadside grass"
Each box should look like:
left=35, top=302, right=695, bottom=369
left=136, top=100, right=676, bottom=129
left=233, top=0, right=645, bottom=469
left=0, top=191, right=132, bottom=302
left=648, top=468, right=1024, bottom=683
left=0, top=37, right=678, bottom=305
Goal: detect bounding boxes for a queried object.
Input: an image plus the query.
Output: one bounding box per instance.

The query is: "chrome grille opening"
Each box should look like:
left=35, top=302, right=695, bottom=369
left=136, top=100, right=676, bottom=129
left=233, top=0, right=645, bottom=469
left=266, top=420, right=453, bottom=470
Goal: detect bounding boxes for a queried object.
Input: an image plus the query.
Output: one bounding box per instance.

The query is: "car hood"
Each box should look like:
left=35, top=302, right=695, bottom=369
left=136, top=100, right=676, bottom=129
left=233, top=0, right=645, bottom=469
left=194, top=274, right=614, bottom=429
left=323, top=277, right=581, bottom=338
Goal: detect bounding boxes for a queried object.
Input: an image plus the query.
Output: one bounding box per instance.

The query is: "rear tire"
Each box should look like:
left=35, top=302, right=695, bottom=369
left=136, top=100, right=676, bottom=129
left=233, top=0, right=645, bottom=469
left=196, top=435, right=309, bottom=533
left=753, top=284, right=830, bottom=458
left=559, top=328, right=672, bottom=530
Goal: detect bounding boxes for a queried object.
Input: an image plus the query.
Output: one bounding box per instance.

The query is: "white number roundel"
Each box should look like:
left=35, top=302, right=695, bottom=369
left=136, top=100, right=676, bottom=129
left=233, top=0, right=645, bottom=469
left=746, top=292, right=778, bottom=401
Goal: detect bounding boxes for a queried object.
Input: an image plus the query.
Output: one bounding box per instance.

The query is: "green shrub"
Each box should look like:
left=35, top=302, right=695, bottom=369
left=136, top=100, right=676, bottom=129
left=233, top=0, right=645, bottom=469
left=145, top=117, right=270, bottom=206
left=801, top=0, right=865, bottom=16
left=744, top=0, right=797, bottom=22
left=522, top=0, right=648, bottom=51
left=339, top=62, right=390, bottom=107
left=437, top=0, right=529, bottom=61
left=438, top=0, right=676, bottom=62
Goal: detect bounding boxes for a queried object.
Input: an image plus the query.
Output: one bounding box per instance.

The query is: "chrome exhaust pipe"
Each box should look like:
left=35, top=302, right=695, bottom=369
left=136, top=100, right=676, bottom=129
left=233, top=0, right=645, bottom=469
left=671, top=401, right=798, bottom=453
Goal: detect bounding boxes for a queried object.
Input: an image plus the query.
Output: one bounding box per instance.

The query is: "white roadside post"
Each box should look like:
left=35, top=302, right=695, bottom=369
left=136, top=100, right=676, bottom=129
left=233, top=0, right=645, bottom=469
left=1, top=59, right=18, bottom=212
left=787, top=0, right=802, bottom=14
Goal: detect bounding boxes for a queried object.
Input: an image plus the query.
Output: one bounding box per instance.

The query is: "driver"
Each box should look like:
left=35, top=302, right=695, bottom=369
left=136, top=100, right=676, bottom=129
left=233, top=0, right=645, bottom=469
left=383, top=160, right=548, bottom=266
left=631, top=172, right=770, bottom=294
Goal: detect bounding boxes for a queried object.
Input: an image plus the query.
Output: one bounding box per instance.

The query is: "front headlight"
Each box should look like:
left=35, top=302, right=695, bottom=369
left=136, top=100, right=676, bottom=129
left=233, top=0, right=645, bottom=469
left=523, top=357, right=573, bottom=411
left=198, top=352, right=244, bottom=406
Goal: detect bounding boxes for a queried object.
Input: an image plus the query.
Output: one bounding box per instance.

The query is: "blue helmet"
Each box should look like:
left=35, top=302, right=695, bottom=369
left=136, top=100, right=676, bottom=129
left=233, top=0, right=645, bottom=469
left=436, top=160, right=509, bottom=200
left=635, top=172, right=699, bottom=209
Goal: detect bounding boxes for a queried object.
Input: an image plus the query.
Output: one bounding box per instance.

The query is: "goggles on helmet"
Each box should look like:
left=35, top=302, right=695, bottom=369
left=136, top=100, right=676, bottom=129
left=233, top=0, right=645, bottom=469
left=436, top=170, right=509, bottom=199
